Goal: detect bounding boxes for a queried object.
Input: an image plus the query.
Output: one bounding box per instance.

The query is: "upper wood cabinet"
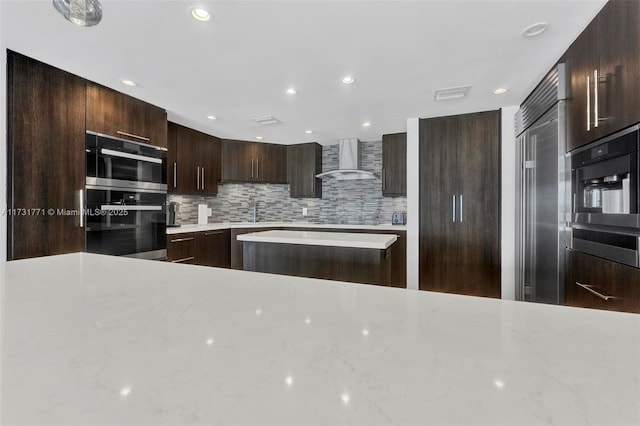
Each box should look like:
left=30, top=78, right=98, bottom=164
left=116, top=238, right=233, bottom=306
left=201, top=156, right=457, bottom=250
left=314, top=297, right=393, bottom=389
left=221, top=140, right=287, bottom=184
left=86, top=82, right=168, bottom=148
left=287, top=143, right=322, bottom=198
left=419, top=111, right=501, bottom=298
left=565, top=249, right=640, bottom=314
left=168, top=122, right=221, bottom=195
left=382, top=132, right=407, bottom=197
left=565, top=0, right=640, bottom=151
left=7, top=51, right=86, bottom=260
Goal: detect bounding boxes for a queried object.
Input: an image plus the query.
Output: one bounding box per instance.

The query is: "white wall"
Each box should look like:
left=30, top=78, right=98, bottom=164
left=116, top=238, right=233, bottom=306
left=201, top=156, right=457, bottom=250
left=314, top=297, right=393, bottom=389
left=406, top=108, right=519, bottom=298
left=500, top=106, right=518, bottom=300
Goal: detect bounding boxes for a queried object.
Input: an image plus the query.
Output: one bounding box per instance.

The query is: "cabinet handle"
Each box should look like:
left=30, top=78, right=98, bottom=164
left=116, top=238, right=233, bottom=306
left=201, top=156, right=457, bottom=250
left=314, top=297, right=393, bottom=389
left=173, top=162, right=177, bottom=188
left=197, top=166, right=200, bottom=189
left=204, top=231, right=224, bottom=236
left=251, top=159, right=254, bottom=178
left=79, top=189, right=84, bottom=228
left=575, top=281, right=613, bottom=301
left=171, top=256, right=195, bottom=263
left=459, top=195, right=463, bottom=222
left=586, top=74, right=591, bottom=131
left=202, top=167, right=205, bottom=190
left=257, top=158, right=259, bottom=178
left=170, top=237, right=195, bottom=243
left=382, top=168, right=386, bottom=190
left=594, top=69, right=599, bottom=128
left=116, top=130, right=150, bottom=142
left=452, top=195, right=456, bottom=223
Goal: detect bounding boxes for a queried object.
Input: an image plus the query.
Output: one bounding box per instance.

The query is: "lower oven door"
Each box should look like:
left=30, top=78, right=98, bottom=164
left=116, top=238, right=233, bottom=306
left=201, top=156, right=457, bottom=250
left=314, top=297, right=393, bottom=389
left=85, top=187, right=167, bottom=259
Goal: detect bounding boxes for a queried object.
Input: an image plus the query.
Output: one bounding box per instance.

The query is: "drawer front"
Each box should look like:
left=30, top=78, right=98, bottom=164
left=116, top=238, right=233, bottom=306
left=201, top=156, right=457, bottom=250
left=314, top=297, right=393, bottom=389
left=565, top=249, right=640, bottom=313
left=167, top=233, right=196, bottom=263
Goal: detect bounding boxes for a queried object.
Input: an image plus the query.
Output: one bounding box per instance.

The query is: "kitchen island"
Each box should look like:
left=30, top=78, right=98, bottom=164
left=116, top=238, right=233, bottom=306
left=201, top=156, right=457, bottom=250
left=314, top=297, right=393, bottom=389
left=238, top=230, right=397, bottom=286
left=2, top=253, right=639, bottom=425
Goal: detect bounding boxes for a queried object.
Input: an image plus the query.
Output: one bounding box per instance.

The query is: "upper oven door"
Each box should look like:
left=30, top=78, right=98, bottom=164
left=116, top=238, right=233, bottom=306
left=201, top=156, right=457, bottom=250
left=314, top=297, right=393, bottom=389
left=86, top=132, right=167, bottom=191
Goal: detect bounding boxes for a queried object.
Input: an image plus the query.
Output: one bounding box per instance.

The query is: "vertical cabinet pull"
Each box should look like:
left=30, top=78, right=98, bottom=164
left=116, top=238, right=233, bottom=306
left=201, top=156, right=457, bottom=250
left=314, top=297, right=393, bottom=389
left=586, top=74, right=591, bottom=131
left=452, top=195, right=456, bottom=223
left=594, top=69, right=599, bottom=128
left=202, top=167, right=205, bottom=190
left=382, top=168, right=386, bottom=190
left=197, top=166, right=200, bottom=189
left=79, top=189, right=84, bottom=228
left=251, top=159, right=254, bottom=178
left=173, top=162, right=177, bottom=188
left=257, top=158, right=259, bottom=178
left=459, top=195, right=463, bottom=222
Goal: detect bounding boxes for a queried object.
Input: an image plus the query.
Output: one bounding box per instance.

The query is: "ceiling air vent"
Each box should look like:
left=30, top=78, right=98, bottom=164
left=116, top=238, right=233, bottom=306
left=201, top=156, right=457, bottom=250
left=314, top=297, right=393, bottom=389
left=433, top=85, right=472, bottom=101
left=252, top=115, right=282, bottom=126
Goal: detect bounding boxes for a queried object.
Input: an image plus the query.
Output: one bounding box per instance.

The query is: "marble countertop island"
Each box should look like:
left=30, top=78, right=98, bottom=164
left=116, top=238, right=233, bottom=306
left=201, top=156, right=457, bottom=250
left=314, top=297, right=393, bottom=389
left=237, top=230, right=397, bottom=249
left=1, top=253, right=639, bottom=425
left=167, top=221, right=407, bottom=235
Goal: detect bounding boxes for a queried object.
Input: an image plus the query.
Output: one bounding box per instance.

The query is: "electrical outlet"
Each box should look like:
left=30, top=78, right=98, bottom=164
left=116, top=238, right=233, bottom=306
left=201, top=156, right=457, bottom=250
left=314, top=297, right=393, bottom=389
left=302, top=207, right=308, bottom=216
left=207, top=208, right=212, bottom=216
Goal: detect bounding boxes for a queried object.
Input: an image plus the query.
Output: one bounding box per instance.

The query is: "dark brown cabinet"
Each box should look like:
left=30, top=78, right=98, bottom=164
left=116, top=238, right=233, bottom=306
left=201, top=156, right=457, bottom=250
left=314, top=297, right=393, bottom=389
left=221, top=140, right=287, bottom=184
left=7, top=51, right=86, bottom=260
left=167, top=233, right=196, bottom=264
left=195, top=230, right=231, bottom=268
left=86, top=81, right=168, bottom=148
left=287, top=143, right=322, bottom=198
left=168, top=122, right=221, bottom=194
left=382, top=132, right=407, bottom=197
left=564, top=0, right=640, bottom=151
left=419, top=110, right=501, bottom=298
left=565, top=249, right=640, bottom=314
left=167, top=230, right=231, bottom=268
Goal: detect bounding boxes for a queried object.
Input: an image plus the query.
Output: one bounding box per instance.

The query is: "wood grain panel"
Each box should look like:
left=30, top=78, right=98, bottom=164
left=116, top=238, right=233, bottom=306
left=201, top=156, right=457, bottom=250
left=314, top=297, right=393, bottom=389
left=382, top=132, right=407, bottom=197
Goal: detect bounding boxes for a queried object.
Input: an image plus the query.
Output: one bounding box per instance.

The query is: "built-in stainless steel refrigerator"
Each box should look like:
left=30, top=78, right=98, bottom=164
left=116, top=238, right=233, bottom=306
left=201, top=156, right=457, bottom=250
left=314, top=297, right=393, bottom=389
left=515, top=64, right=571, bottom=304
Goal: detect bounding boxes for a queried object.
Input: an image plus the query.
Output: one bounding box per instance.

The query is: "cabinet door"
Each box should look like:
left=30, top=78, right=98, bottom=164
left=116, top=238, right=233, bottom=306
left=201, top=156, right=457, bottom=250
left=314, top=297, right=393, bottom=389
left=287, top=143, right=322, bottom=198
left=256, top=143, right=287, bottom=183
left=195, top=230, right=231, bottom=268
left=221, top=140, right=254, bottom=182
left=565, top=16, right=600, bottom=151
left=173, top=124, right=199, bottom=193
left=167, top=233, right=196, bottom=264
left=200, top=135, right=221, bottom=195
left=597, top=0, right=640, bottom=138
left=419, top=116, right=460, bottom=293
left=86, top=82, right=167, bottom=148
left=382, top=133, right=407, bottom=197
left=565, top=249, right=640, bottom=314
left=456, top=111, right=501, bottom=298
left=7, top=51, right=86, bottom=260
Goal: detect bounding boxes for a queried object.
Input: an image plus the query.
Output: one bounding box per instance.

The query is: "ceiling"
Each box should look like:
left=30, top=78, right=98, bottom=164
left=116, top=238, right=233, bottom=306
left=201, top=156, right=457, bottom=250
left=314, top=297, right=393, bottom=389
left=1, top=0, right=607, bottom=145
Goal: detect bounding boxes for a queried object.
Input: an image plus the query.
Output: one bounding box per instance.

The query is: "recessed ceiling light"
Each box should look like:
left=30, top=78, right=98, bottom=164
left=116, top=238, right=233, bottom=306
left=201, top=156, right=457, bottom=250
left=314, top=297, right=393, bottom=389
left=305, top=130, right=313, bottom=134
left=256, top=136, right=263, bottom=140
left=521, top=22, right=549, bottom=38
left=207, top=115, right=217, bottom=120
left=120, top=79, right=137, bottom=87
left=286, top=88, right=297, bottom=95
left=191, top=7, right=211, bottom=22
left=342, top=75, right=355, bottom=84
left=493, top=88, right=508, bottom=95
left=362, top=122, right=371, bottom=127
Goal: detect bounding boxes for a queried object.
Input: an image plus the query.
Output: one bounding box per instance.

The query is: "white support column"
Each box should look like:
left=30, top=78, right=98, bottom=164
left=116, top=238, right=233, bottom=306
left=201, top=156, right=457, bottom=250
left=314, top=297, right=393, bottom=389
left=501, top=106, right=518, bottom=300
left=406, top=118, right=420, bottom=290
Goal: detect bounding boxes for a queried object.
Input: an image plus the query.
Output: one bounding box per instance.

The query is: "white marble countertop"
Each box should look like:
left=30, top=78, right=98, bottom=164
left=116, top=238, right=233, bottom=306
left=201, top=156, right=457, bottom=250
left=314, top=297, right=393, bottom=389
left=237, top=230, right=397, bottom=249
left=2, top=253, right=639, bottom=425
left=167, top=221, right=407, bottom=235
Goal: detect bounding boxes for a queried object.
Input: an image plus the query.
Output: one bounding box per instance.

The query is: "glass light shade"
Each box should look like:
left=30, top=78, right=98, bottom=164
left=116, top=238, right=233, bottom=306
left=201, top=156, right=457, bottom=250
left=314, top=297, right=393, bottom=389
left=52, top=0, right=102, bottom=27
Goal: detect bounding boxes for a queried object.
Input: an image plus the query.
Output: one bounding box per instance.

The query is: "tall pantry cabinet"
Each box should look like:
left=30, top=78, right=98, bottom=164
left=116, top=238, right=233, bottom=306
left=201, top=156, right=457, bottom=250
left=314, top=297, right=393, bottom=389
left=419, top=110, right=501, bottom=298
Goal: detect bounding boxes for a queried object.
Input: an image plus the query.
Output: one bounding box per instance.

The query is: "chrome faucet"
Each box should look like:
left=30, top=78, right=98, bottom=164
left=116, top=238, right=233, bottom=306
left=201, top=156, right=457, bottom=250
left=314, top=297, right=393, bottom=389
left=249, top=199, right=257, bottom=223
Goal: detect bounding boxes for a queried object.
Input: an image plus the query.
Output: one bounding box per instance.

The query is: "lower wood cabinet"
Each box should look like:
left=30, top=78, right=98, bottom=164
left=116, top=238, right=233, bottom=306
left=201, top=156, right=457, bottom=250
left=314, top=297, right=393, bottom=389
left=195, top=230, right=231, bottom=268
left=565, top=249, right=640, bottom=314
left=167, top=230, right=231, bottom=268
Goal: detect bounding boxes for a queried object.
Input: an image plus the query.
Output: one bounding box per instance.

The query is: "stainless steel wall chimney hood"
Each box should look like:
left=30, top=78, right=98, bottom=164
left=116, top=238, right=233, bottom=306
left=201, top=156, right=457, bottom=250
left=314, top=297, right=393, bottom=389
left=316, top=138, right=378, bottom=180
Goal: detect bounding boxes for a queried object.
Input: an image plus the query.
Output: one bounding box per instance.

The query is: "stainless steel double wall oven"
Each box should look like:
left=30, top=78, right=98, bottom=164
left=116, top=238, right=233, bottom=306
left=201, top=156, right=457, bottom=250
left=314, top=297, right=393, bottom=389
left=85, top=131, right=167, bottom=260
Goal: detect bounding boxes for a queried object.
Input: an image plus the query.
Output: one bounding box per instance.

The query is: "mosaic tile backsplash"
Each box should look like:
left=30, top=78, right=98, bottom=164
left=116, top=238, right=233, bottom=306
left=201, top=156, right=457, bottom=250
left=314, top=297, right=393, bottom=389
left=168, top=140, right=407, bottom=225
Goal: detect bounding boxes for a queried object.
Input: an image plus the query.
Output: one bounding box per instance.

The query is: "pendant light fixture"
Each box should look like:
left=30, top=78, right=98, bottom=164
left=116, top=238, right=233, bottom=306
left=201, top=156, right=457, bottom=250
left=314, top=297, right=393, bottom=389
left=52, top=0, right=102, bottom=27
